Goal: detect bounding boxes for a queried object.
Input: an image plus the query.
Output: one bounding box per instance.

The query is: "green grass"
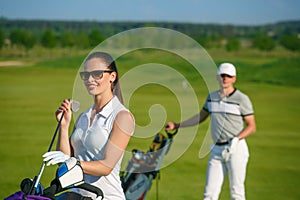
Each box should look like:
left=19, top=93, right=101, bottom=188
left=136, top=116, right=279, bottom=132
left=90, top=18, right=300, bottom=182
left=0, top=48, right=300, bottom=199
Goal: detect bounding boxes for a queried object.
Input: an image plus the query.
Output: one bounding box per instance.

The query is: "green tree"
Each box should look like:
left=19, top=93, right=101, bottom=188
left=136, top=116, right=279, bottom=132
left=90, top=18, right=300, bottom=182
left=76, top=32, right=90, bottom=49
left=60, top=32, right=75, bottom=47
left=9, top=29, right=35, bottom=49
left=280, top=34, right=300, bottom=51
left=41, top=29, right=56, bottom=48
left=10, top=29, right=24, bottom=45
left=226, top=37, right=241, bottom=51
left=0, top=29, right=4, bottom=48
left=252, top=33, right=275, bottom=51
left=196, top=35, right=214, bottom=48
left=22, top=31, right=36, bottom=49
left=89, top=29, right=104, bottom=47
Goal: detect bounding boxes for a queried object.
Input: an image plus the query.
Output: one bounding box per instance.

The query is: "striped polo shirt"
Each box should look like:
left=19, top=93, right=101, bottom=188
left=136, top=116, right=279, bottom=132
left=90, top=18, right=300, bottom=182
left=203, top=89, right=254, bottom=143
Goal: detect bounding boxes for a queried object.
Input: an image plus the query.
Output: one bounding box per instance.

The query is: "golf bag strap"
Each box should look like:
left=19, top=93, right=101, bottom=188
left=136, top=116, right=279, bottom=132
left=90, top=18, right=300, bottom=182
left=76, top=183, right=104, bottom=199
left=43, top=179, right=104, bottom=200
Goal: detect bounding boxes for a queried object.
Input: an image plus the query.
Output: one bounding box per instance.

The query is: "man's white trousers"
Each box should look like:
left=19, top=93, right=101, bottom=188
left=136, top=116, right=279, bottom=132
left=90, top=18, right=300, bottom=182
left=204, top=139, right=249, bottom=200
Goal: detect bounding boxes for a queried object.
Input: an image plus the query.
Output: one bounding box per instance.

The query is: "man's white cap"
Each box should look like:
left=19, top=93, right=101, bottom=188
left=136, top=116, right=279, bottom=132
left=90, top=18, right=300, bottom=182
left=218, top=63, right=236, bottom=76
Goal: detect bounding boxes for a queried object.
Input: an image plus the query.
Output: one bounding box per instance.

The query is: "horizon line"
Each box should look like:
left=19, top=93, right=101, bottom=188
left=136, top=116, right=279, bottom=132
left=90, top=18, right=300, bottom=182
left=1, top=16, right=300, bottom=27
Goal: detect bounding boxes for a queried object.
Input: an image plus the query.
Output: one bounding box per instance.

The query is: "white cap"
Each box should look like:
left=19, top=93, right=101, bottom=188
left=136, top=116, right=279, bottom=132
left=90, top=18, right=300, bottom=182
left=218, top=63, right=236, bottom=76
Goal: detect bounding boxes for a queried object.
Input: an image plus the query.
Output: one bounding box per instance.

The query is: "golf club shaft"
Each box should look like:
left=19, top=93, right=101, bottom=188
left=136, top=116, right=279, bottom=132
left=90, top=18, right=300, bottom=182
left=48, top=111, right=65, bottom=152
left=30, top=111, right=65, bottom=194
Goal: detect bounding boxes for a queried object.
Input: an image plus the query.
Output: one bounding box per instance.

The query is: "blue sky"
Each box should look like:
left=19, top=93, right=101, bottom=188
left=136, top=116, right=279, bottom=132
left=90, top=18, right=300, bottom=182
left=1, top=0, right=300, bottom=25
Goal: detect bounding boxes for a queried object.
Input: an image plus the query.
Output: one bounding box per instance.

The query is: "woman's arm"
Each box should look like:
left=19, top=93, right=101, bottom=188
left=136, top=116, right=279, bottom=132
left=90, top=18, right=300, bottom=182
left=80, top=110, right=135, bottom=176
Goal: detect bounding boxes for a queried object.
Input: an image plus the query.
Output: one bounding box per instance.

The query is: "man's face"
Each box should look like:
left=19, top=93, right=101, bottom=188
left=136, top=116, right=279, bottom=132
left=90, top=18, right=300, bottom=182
left=217, top=74, right=236, bottom=89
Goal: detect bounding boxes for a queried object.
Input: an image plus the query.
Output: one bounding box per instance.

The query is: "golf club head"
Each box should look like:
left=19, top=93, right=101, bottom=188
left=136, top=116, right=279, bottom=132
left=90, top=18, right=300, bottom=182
left=20, top=178, right=44, bottom=195
left=20, top=178, right=33, bottom=195
left=71, top=100, right=80, bottom=113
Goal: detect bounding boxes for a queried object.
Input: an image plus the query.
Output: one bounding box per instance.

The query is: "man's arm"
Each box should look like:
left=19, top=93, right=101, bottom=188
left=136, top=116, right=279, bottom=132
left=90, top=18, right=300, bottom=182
left=237, top=114, right=256, bottom=139
left=166, top=109, right=209, bottom=130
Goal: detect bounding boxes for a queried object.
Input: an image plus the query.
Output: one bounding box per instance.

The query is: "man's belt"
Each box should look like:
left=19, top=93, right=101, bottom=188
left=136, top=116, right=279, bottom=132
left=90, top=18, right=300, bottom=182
left=215, top=141, right=229, bottom=146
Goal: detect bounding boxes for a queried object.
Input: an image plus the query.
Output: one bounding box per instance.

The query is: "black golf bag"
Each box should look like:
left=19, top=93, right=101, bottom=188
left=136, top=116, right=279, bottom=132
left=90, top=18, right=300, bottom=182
left=120, top=130, right=177, bottom=200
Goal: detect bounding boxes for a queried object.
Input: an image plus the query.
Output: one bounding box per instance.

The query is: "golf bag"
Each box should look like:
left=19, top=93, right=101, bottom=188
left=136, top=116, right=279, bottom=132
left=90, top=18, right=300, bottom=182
left=120, top=130, right=177, bottom=200
left=5, top=157, right=104, bottom=200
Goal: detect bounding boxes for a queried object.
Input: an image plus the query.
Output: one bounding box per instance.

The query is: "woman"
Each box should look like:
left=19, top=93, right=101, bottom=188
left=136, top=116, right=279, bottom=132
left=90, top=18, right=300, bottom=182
left=43, top=52, right=135, bottom=199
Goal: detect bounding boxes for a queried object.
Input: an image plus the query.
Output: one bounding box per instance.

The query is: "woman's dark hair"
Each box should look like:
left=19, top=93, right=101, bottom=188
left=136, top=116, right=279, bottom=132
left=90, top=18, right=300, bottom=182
left=85, top=51, right=123, bottom=104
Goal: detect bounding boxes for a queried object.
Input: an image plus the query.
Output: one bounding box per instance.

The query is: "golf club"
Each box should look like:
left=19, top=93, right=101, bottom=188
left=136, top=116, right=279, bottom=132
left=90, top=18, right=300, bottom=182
left=28, top=100, right=80, bottom=195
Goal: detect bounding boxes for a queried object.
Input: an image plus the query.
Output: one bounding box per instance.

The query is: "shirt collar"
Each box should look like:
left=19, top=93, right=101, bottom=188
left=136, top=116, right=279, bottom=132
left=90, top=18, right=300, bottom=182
left=84, top=96, right=120, bottom=119
left=218, top=88, right=237, bottom=98
left=97, top=96, right=119, bottom=118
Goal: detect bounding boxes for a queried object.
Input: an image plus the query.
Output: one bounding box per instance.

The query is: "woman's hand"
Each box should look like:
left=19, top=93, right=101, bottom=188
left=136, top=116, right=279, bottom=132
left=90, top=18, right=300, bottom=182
left=55, top=99, right=73, bottom=127
left=43, top=151, right=70, bottom=166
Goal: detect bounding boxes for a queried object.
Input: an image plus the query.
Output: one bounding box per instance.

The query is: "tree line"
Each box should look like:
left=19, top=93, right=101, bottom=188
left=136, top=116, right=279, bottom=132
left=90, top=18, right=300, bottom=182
left=0, top=18, right=299, bottom=52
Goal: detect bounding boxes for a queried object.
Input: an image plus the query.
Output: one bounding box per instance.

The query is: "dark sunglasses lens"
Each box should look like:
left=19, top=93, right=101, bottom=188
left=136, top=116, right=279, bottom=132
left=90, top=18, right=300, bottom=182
left=91, top=71, right=103, bottom=79
left=80, top=72, right=89, bottom=80
left=80, top=70, right=110, bottom=80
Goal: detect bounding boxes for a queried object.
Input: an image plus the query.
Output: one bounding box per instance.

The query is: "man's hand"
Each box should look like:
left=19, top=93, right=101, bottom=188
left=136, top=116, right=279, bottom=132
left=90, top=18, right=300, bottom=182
left=165, top=122, right=179, bottom=131
left=222, top=137, right=239, bottom=161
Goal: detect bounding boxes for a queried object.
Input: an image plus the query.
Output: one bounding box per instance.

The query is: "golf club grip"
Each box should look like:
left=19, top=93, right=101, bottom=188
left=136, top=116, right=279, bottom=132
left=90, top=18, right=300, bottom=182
left=165, top=128, right=178, bottom=138
left=48, top=111, right=65, bottom=152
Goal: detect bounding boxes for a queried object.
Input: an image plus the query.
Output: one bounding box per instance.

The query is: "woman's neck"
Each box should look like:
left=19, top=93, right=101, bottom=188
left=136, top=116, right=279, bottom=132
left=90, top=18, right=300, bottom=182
left=93, top=93, right=114, bottom=113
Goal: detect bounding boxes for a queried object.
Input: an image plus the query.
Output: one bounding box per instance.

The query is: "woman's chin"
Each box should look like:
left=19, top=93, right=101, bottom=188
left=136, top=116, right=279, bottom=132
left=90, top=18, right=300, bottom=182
left=87, top=89, right=97, bottom=95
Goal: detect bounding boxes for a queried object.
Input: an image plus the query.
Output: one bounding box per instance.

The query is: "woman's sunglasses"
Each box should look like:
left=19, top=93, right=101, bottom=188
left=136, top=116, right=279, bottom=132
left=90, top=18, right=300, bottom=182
left=79, top=70, right=113, bottom=80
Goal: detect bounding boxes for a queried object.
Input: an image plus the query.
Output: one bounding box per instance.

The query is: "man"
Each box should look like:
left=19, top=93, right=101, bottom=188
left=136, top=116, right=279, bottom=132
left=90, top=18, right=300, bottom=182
left=166, top=63, right=256, bottom=200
